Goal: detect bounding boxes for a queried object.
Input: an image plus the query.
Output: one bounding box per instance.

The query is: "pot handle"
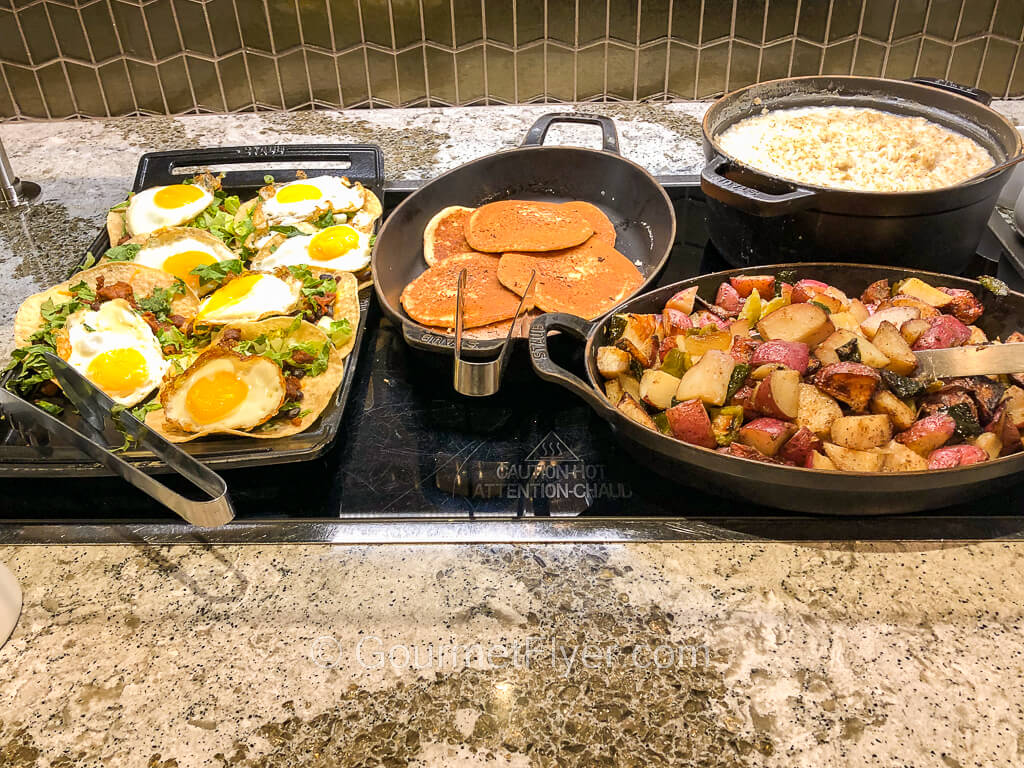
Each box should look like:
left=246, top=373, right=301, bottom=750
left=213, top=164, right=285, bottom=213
left=528, top=312, right=608, bottom=411
left=522, top=112, right=621, bottom=154
left=908, top=77, right=992, bottom=106
left=701, top=154, right=819, bottom=217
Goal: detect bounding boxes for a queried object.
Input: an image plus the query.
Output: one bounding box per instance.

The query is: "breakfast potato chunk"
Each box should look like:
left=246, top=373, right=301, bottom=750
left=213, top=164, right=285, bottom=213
left=665, top=286, right=698, bottom=314
left=807, top=450, right=837, bottom=470
left=894, top=277, right=953, bottom=308
left=927, top=444, right=988, bottom=469
left=639, top=369, right=681, bottom=410
left=813, top=362, right=880, bottom=411
left=830, top=414, right=893, bottom=451
left=596, top=346, right=630, bottom=379
left=615, top=313, right=658, bottom=366
left=751, top=368, right=801, bottom=420
left=912, top=314, right=971, bottom=350
left=870, top=390, right=917, bottom=431
left=880, top=440, right=930, bottom=472
left=757, top=303, right=835, bottom=349
left=796, top=382, right=843, bottom=439
left=869, top=321, right=917, bottom=376
left=675, top=349, right=736, bottom=407
left=823, top=443, right=885, bottom=472
left=894, top=414, right=956, bottom=456
left=737, top=417, right=797, bottom=457
left=899, top=318, right=931, bottom=346
left=778, top=426, right=823, bottom=465
left=860, top=306, right=921, bottom=338
left=730, top=274, right=775, bottom=298
left=616, top=393, right=657, bottom=430
left=938, top=287, right=983, bottom=324
left=971, top=432, right=1003, bottom=461
left=750, top=340, right=809, bottom=374
left=604, top=378, right=623, bottom=405
left=666, top=399, right=716, bottom=448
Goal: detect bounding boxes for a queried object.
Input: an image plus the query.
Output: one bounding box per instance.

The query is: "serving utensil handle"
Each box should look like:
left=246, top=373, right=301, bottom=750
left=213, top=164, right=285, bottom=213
left=528, top=312, right=606, bottom=411
left=521, top=113, right=621, bottom=154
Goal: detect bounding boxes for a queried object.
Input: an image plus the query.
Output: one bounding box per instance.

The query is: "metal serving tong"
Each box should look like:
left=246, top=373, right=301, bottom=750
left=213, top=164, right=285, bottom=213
left=452, top=269, right=536, bottom=397
left=0, top=352, right=234, bottom=527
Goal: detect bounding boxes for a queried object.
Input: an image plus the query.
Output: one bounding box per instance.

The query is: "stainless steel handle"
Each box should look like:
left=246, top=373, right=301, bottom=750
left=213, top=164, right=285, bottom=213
left=0, top=136, right=40, bottom=209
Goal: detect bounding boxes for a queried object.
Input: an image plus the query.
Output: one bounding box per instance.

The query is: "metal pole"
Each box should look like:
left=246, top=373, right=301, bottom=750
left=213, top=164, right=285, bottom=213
left=0, top=135, right=40, bottom=210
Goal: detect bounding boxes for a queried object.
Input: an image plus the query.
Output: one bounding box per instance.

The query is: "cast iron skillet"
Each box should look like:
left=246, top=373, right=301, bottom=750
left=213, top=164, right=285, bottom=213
left=372, top=113, right=676, bottom=357
left=700, top=76, right=1024, bottom=273
left=529, top=263, right=1024, bottom=516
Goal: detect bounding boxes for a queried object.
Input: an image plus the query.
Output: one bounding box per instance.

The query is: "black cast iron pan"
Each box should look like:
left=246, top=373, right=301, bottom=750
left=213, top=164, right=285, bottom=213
left=372, top=113, right=676, bottom=358
left=529, top=263, right=1024, bottom=515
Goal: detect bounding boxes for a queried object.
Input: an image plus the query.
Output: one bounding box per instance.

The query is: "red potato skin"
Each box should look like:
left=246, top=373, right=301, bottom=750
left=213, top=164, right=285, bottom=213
left=778, top=426, right=823, bottom=465
left=895, top=414, right=957, bottom=455
left=665, top=399, right=717, bottom=449
left=658, top=335, right=680, bottom=362
left=729, top=274, right=775, bottom=298
left=912, top=314, right=971, bottom=350
left=715, top=282, right=742, bottom=314
left=791, top=279, right=830, bottom=304
left=691, top=310, right=731, bottom=330
left=861, top=279, right=890, bottom=305
left=937, top=287, right=983, bottom=324
left=986, top=403, right=1022, bottom=455
left=1007, top=332, right=1024, bottom=344
left=737, top=417, right=797, bottom=457
left=750, top=340, right=810, bottom=375
left=813, top=362, right=880, bottom=411
left=665, top=287, right=698, bottom=314
left=662, top=308, right=692, bottom=335
left=729, top=384, right=759, bottom=420
left=717, top=442, right=794, bottom=465
left=730, top=336, right=759, bottom=364
left=778, top=283, right=793, bottom=302
left=927, top=444, right=988, bottom=469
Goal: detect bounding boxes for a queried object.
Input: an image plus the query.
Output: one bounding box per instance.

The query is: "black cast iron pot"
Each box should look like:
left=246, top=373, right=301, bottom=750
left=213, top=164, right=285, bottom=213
left=529, top=263, right=1024, bottom=515
left=701, top=76, right=1024, bottom=273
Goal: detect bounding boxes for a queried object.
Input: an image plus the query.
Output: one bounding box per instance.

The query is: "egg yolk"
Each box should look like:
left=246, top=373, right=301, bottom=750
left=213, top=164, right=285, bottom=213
left=86, top=348, right=149, bottom=397
left=199, top=274, right=263, bottom=318
left=275, top=183, right=322, bottom=204
left=163, top=250, right=216, bottom=286
left=185, top=370, right=249, bottom=425
left=153, top=184, right=206, bottom=209
left=308, top=225, right=360, bottom=261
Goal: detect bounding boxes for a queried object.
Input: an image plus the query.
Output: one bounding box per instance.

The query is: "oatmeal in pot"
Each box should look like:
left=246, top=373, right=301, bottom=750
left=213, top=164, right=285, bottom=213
left=716, top=105, right=995, bottom=192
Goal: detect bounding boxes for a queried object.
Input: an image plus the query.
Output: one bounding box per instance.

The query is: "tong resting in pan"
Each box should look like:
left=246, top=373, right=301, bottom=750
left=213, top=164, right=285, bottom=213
left=0, top=352, right=234, bottom=527
left=453, top=269, right=535, bottom=397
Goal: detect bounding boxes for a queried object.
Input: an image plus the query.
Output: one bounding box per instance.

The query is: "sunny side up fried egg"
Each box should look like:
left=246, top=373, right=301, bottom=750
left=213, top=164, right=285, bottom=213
left=60, top=299, right=169, bottom=406
left=261, top=176, right=365, bottom=226
left=161, top=350, right=285, bottom=433
left=195, top=273, right=301, bottom=325
left=131, top=231, right=237, bottom=294
left=253, top=224, right=372, bottom=273
left=125, top=184, right=215, bottom=237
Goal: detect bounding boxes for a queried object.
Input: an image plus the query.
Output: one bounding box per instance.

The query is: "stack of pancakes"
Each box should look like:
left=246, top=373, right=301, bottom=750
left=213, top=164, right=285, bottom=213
left=400, top=200, right=644, bottom=331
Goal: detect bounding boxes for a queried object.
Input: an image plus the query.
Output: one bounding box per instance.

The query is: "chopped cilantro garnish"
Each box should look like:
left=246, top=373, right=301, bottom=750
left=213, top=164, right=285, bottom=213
left=270, top=225, right=306, bottom=238
left=136, top=280, right=185, bottom=320
left=189, top=259, right=244, bottom=286
left=314, top=210, right=335, bottom=229
left=109, top=401, right=162, bottom=451
left=3, top=344, right=57, bottom=397
left=68, top=280, right=96, bottom=303
left=104, top=243, right=141, bottom=262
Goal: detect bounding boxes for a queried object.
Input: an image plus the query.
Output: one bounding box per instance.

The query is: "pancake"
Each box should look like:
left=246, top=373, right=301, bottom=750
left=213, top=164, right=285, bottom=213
left=423, top=205, right=475, bottom=266
left=400, top=252, right=526, bottom=329
left=560, top=201, right=615, bottom=246
left=498, top=239, right=643, bottom=320
left=465, top=200, right=593, bottom=253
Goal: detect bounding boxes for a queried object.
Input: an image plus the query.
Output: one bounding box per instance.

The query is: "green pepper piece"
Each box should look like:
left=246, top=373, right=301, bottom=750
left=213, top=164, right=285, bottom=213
left=834, top=338, right=861, bottom=363
left=709, top=405, right=744, bottom=446
left=942, top=402, right=982, bottom=439
left=605, top=314, right=628, bottom=343
left=880, top=369, right=926, bottom=399
left=725, top=362, right=751, bottom=403
left=652, top=411, right=672, bottom=435
left=661, top=348, right=687, bottom=378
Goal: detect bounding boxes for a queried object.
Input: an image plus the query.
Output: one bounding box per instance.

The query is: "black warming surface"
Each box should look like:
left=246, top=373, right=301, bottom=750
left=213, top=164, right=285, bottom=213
left=5, top=184, right=1024, bottom=541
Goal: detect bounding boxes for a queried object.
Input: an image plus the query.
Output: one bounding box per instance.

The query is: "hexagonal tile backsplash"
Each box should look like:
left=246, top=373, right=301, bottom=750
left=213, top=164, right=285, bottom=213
left=1, top=0, right=1023, bottom=119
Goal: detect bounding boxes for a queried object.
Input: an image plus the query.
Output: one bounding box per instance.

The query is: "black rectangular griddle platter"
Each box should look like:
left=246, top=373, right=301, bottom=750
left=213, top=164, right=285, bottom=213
left=0, top=145, right=382, bottom=476
left=4, top=178, right=1024, bottom=545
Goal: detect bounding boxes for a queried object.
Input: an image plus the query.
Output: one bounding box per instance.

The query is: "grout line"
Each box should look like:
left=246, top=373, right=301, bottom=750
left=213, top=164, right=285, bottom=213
left=694, top=0, right=704, bottom=98
left=849, top=0, right=866, bottom=75
left=821, top=0, right=833, bottom=74
left=104, top=0, right=142, bottom=116
left=228, top=0, right=257, bottom=110
left=912, top=0, right=932, bottom=76
left=0, top=62, right=19, bottom=120
left=322, top=0, right=344, bottom=107
left=11, top=0, right=52, bottom=118
left=295, top=0, right=315, bottom=108
left=944, top=0, right=967, bottom=80
left=169, top=0, right=201, bottom=114
left=513, top=0, right=519, bottom=101
left=544, top=0, right=550, bottom=102
left=662, top=0, right=673, bottom=100
left=574, top=0, right=580, bottom=100
left=755, top=0, right=768, bottom=82
left=880, top=0, right=901, bottom=76
left=601, top=0, right=609, bottom=101
left=261, top=0, right=287, bottom=108
left=975, top=0, right=999, bottom=91
left=137, top=0, right=171, bottom=114
left=355, top=0, right=374, bottom=107
left=724, top=0, right=736, bottom=91
left=387, top=0, right=402, bottom=105
left=199, top=0, right=229, bottom=111
left=481, top=0, right=489, bottom=104
left=450, top=0, right=460, bottom=104
left=788, top=0, right=802, bottom=77
left=633, top=0, right=642, bottom=100
left=418, top=0, right=431, bottom=106
left=41, top=1, right=79, bottom=117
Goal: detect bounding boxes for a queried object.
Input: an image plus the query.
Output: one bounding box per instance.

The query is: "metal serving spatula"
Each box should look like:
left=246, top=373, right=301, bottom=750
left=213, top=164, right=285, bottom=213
left=914, top=343, right=1024, bottom=379
left=0, top=352, right=234, bottom=527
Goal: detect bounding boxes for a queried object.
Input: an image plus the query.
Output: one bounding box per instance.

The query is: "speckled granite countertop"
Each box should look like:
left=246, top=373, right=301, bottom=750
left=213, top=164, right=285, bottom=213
left=3, top=103, right=1024, bottom=767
